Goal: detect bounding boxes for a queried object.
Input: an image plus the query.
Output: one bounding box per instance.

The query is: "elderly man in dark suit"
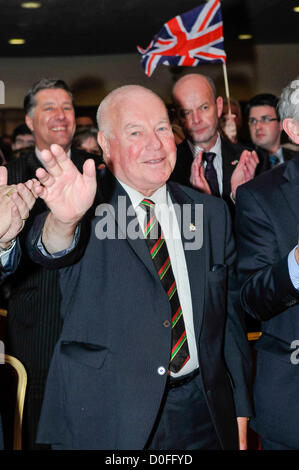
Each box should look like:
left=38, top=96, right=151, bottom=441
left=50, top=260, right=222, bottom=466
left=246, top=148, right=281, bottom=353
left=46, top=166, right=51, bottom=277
left=235, top=77, right=299, bottom=449
left=170, top=73, right=259, bottom=214
left=29, top=84, right=253, bottom=450
left=3, top=78, right=99, bottom=449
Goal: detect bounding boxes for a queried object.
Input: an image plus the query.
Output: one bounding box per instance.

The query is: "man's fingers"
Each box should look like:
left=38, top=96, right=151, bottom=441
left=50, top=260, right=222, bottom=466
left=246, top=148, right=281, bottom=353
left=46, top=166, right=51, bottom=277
left=24, top=178, right=39, bottom=199
left=50, top=144, right=79, bottom=173
left=9, top=203, right=23, bottom=234
left=16, top=182, right=37, bottom=211
left=250, top=150, right=259, bottom=164
left=40, top=144, right=71, bottom=177
left=0, top=166, right=8, bottom=186
left=35, top=167, right=56, bottom=188
left=82, top=158, right=96, bottom=179
left=11, top=191, right=31, bottom=221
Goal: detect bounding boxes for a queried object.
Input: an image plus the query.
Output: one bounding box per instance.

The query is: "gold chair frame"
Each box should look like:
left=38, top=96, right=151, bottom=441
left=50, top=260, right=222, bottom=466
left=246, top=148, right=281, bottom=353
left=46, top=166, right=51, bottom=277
left=0, top=353, right=27, bottom=450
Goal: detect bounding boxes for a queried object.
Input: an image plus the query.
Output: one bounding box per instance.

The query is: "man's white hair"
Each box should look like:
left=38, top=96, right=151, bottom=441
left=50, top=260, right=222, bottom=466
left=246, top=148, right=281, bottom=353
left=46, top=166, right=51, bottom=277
left=278, top=77, right=299, bottom=123
left=96, top=85, right=165, bottom=138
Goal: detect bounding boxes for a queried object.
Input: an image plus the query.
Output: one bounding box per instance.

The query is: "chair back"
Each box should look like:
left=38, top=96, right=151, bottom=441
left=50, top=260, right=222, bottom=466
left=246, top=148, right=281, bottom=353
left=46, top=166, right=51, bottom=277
left=0, top=354, right=27, bottom=450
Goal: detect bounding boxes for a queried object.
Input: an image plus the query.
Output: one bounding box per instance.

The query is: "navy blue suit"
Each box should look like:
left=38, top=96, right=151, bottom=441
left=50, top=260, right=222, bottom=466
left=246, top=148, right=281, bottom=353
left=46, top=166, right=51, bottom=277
left=29, top=170, right=253, bottom=450
left=235, top=154, right=299, bottom=448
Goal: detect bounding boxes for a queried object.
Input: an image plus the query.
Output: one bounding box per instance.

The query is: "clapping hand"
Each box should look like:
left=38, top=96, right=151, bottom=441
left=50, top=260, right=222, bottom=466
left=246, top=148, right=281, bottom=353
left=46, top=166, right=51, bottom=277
left=231, top=150, right=259, bottom=200
left=0, top=166, right=37, bottom=247
left=190, top=150, right=212, bottom=195
left=33, top=144, right=97, bottom=253
left=34, top=144, right=97, bottom=225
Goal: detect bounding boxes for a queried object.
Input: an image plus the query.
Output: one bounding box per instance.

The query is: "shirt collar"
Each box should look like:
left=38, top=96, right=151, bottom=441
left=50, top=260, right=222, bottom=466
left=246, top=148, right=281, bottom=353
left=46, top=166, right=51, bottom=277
left=273, top=147, right=284, bottom=163
left=117, top=179, right=168, bottom=210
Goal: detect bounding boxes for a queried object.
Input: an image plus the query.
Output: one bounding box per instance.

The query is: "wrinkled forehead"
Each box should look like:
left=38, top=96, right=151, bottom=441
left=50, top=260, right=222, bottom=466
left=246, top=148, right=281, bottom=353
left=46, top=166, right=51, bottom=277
left=175, top=80, right=215, bottom=109
left=108, top=90, right=169, bottom=131
left=35, top=88, right=73, bottom=106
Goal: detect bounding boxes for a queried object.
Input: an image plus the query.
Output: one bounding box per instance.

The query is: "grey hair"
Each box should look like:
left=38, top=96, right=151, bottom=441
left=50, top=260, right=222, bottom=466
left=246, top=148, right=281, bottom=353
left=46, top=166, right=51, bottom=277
left=278, top=77, right=299, bottom=123
left=24, top=78, right=73, bottom=118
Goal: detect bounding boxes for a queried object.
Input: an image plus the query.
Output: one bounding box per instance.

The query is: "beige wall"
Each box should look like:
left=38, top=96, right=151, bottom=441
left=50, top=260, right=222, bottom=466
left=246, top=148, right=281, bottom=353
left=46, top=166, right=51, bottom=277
left=0, top=42, right=298, bottom=109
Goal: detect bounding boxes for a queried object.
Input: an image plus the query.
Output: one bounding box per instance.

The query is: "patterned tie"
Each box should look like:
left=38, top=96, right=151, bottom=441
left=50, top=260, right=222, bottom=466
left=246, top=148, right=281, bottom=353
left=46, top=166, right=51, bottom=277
left=269, top=154, right=279, bottom=168
left=140, top=198, right=190, bottom=373
left=202, top=152, right=220, bottom=197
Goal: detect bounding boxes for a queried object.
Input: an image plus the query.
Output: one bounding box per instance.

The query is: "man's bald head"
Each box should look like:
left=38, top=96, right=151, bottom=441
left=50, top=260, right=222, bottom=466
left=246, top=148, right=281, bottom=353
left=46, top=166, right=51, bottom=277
left=96, top=85, right=165, bottom=138
left=172, top=74, right=217, bottom=104
left=172, top=74, right=222, bottom=150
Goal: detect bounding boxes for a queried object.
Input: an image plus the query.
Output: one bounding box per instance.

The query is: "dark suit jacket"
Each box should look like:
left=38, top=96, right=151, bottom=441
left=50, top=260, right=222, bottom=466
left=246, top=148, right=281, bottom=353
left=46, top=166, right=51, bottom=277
left=170, top=138, right=253, bottom=214
left=4, top=147, right=98, bottom=447
left=29, top=170, right=253, bottom=450
left=235, top=154, right=299, bottom=448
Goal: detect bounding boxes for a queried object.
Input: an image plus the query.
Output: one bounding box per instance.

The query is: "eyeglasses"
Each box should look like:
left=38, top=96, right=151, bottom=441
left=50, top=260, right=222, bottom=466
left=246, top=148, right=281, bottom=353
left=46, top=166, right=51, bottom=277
left=248, top=116, right=279, bottom=126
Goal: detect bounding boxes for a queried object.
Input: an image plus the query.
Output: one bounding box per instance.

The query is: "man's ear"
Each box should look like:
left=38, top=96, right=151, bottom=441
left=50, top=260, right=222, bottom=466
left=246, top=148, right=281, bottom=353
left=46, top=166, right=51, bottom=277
left=283, top=118, right=299, bottom=145
left=97, top=131, right=110, bottom=159
left=216, top=96, right=223, bottom=118
left=25, top=114, right=34, bottom=132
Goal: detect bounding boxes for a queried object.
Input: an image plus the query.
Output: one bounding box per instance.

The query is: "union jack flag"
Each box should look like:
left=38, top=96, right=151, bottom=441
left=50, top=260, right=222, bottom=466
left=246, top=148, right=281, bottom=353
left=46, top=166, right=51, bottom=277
left=137, top=0, right=226, bottom=77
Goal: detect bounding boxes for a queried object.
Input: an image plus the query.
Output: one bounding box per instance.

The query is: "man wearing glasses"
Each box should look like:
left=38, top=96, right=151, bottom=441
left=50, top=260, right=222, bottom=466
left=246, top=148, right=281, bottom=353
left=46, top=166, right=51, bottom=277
left=246, top=93, right=299, bottom=169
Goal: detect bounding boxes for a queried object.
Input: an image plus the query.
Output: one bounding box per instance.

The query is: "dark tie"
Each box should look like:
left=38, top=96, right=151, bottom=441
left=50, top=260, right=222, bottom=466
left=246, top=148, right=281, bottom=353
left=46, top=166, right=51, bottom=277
left=140, top=198, right=190, bottom=373
left=202, top=151, right=220, bottom=197
left=269, top=154, right=279, bottom=168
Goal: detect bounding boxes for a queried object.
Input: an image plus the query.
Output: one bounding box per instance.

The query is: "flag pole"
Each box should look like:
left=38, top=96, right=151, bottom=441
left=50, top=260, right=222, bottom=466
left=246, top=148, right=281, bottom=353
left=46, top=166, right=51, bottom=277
left=222, top=62, right=231, bottom=114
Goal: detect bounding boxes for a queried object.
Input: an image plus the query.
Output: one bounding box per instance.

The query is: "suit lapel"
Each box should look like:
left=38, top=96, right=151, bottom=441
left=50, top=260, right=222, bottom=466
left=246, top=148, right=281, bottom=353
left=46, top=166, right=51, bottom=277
left=100, top=171, right=159, bottom=280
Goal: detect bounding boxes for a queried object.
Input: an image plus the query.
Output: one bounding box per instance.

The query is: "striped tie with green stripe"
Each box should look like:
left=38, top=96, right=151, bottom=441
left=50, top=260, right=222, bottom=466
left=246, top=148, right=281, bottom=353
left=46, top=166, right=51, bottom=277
left=140, top=198, right=190, bottom=373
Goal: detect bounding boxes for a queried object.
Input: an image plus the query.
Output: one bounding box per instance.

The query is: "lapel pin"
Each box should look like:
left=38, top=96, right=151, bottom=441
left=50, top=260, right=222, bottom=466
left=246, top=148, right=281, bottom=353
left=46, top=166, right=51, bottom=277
left=189, top=223, right=196, bottom=232
left=231, top=160, right=239, bottom=166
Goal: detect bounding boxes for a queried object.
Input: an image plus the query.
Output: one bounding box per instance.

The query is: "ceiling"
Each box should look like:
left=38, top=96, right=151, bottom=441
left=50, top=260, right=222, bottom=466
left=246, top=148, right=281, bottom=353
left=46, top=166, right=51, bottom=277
left=0, top=0, right=298, bottom=58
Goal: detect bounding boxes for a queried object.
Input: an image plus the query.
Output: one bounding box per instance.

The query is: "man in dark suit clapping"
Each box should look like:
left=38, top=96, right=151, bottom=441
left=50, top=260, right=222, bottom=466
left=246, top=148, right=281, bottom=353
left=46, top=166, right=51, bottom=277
left=170, top=73, right=259, bottom=214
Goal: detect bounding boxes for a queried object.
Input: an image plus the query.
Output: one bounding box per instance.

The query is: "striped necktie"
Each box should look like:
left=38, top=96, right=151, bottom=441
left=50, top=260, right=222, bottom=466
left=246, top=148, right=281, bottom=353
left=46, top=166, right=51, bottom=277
left=140, top=198, right=190, bottom=373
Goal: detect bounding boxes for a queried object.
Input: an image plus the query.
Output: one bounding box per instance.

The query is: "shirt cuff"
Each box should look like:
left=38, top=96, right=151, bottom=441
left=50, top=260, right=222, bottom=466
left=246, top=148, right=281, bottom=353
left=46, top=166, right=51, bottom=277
left=288, top=246, right=299, bottom=289
left=0, top=239, right=17, bottom=269
left=36, top=225, right=80, bottom=258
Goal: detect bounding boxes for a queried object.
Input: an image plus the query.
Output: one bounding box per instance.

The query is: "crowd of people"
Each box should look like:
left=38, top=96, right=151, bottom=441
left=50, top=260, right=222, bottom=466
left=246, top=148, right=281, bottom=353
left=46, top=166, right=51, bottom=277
left=0, top=73, right=299, bottom=451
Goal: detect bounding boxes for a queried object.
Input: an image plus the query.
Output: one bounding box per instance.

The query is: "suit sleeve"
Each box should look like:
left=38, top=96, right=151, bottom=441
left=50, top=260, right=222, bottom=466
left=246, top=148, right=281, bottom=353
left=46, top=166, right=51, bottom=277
left=222, top=202, right=254, bottom=417
left=235, top=185, right=299, bottom=321
left=0, top=239, right=21, bottom=281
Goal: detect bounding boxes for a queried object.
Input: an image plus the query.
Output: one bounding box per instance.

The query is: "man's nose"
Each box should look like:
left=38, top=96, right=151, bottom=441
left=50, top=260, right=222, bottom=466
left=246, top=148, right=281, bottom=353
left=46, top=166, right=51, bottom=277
left=55, top=107, right=67, bottom=119
left=191, top=110, right=201, bottom=124
left=147, top=131, right=162, bottom=150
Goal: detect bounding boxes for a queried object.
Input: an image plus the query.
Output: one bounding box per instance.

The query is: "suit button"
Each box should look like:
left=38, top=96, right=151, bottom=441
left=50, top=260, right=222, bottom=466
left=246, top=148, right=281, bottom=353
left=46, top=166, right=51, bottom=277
left=163, top=320, right=170, bottom=327
left=157, top=367, right=166, bottom=376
